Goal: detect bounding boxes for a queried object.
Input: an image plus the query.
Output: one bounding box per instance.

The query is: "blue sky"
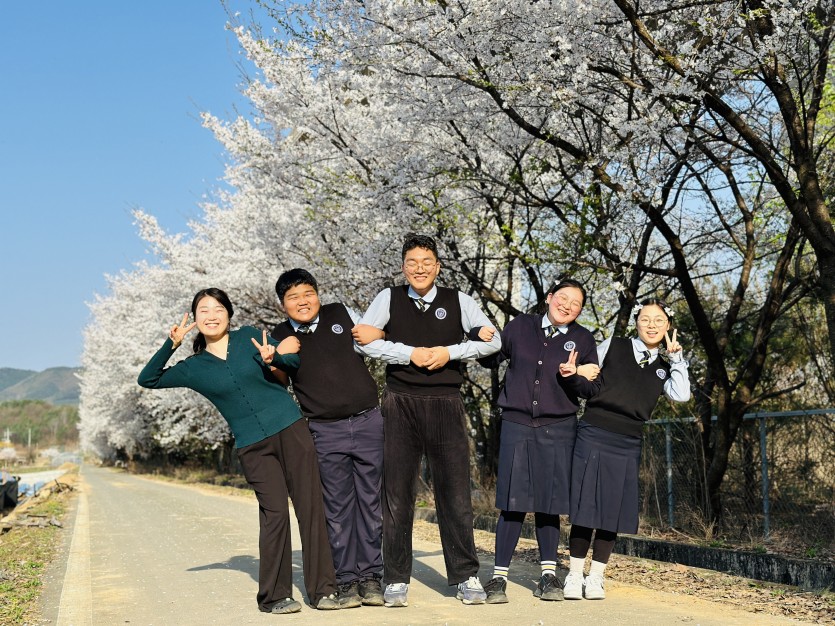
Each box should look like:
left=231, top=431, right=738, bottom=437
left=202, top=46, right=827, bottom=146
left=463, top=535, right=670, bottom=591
left=0, top=2, right=269, bottom=371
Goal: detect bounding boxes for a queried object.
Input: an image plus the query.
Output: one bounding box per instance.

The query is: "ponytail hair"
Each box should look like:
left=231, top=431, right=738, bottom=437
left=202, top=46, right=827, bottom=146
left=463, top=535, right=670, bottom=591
left=190, top=288, right=234, bottom=353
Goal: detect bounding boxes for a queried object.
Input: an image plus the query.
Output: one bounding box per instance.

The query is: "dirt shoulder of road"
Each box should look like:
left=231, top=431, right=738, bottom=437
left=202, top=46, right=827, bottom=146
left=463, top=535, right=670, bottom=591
left=411, top=520, right=834, bottom=624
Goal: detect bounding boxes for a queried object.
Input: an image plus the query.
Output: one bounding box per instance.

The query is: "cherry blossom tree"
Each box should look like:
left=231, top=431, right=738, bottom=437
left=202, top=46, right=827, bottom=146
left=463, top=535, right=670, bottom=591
left=78, top=0, right=830, bottom=525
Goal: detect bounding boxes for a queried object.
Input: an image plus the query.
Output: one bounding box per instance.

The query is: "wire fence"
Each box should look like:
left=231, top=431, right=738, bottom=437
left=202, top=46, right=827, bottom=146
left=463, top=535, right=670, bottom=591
left=639, top=409, right=835, bottom=556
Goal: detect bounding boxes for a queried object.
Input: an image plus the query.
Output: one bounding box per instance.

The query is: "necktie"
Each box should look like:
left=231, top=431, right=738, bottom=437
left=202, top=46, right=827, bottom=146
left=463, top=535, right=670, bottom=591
left=415, top=298, right=429, bottom=312
left=297, top=323, right=312, bottom=334
left=638, top=350, right=651, bottom=367
left=545, top=325, right=559, bottom=338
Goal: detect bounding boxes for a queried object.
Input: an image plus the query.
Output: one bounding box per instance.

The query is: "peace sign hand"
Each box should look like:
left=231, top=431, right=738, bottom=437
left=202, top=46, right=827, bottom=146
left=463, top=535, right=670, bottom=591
left=665, top=329, right=682, bottom=354
left=251, top=330, right=277, bottom=365
left=559, top=349, right=578, bottom=377
left=169, top=312, right=197, bottom=348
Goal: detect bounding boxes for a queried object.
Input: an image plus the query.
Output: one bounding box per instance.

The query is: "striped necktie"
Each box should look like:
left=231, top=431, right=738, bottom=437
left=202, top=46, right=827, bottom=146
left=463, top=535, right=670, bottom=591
left=414, top=298, right=429, bottom=312
left=638, top=350, right=651, bottom=367
left=545, top=325, right=559, bottom=338
left=297, top=323, right=312, bottom=334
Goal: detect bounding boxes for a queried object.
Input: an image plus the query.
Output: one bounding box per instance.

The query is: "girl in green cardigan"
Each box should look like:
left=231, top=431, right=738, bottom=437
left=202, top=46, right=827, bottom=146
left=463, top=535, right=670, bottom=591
left=138, top=287, right=339, bottom=614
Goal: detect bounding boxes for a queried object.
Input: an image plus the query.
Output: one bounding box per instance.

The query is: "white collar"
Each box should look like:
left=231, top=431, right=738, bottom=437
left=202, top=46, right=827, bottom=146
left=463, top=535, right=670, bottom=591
left=407, top=285, right=438, bottom=302
left=542, top=315, right=568, bottom=334
left=290, top=316, right=320, bottom=331
left=631, top=337, right=659, bottom=361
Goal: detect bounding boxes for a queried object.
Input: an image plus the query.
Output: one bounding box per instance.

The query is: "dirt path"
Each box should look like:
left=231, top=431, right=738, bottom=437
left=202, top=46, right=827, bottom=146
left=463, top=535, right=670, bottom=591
left=38, top=465, right=809, bottom=625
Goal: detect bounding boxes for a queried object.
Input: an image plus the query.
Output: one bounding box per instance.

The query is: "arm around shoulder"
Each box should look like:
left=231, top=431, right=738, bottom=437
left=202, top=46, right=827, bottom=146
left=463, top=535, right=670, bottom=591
left=453, top=292, right=501, bottom=361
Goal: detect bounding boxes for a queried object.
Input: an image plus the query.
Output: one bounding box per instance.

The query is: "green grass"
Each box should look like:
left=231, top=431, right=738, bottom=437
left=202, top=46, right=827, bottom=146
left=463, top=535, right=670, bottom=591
left=0, top=481, right=71, bottom=624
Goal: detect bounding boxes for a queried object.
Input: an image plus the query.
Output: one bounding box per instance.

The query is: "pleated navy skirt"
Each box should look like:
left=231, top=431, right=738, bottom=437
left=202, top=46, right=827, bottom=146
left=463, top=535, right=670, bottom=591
left=495, top=417, right=576, bottom=514
left=569, top=421, right=642, bottom=534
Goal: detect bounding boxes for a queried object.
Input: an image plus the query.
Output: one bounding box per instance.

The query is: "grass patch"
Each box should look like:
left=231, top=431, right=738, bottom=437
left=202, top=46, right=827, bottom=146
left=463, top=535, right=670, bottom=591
left=0, top=495, right=68, bottom=625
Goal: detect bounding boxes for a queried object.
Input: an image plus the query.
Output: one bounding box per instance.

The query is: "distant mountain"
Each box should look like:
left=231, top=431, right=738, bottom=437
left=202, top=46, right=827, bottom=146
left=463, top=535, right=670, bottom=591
left=0, top=367, right=80, bottom=406
left=0, top=368, right=35, bottom=393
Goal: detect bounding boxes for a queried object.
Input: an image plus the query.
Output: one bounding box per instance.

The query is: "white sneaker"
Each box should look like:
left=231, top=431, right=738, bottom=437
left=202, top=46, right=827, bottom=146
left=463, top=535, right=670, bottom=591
left=384, top=582, right=409, bottom=607
left=456, top=576, right=487, bottom=604
left=563, top=571, right=584, bottom=600
left=583, top=573, right=605, bottom=599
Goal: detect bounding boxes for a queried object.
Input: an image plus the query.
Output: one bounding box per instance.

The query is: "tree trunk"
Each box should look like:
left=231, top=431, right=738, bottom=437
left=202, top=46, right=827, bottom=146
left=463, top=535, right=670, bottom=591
left=818, top=252, right=835, bottom=364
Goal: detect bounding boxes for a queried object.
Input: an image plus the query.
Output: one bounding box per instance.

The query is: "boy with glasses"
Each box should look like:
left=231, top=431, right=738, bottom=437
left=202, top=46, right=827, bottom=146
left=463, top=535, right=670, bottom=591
left=352, top=233, right=501, bottom=608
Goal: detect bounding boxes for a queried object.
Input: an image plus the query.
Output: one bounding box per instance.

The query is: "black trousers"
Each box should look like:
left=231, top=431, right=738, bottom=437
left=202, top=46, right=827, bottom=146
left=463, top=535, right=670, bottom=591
left=237, top=419, right=337, bottom=610
left=381, top=389, right=480, bottom=585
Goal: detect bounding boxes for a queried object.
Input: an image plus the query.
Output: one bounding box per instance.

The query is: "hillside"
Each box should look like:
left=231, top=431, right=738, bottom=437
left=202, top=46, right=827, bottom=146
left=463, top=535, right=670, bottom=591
left=0, top=367, right=80, bottom=406
left=0, top=400, right=79, bottom=447
left=0, top=368, right=35, bottom=392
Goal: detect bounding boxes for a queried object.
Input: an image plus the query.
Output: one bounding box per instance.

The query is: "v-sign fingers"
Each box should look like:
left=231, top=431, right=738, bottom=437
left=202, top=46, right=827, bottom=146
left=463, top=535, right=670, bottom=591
left=180, top=312, right=189, bottom=328
left=672, top=328, right=678, bottom=345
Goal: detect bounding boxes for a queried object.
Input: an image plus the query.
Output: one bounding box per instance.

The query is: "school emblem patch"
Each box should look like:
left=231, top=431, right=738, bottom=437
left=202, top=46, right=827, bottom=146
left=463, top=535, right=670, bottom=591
left=563, top=341, right=576, bottom=351
left=656, top=369, right=667, bottom=379
left=435, top=308, right=447, bottom=320
left=331, top=324, right=344, bottom=334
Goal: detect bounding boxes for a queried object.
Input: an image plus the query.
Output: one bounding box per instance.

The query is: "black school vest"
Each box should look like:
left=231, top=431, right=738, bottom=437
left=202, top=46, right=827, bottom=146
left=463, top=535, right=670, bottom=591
left=271, top=303, right=378, bottom=419
left=384, top=285, right=463, bottom=396
left=581, top=337, right=672, bottom=438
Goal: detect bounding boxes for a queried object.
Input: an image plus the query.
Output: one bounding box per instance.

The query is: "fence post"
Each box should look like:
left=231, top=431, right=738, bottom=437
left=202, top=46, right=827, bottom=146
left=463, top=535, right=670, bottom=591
left=665, top=421, right=674, bottom=528
left=759, top=416, right=770, bottom=539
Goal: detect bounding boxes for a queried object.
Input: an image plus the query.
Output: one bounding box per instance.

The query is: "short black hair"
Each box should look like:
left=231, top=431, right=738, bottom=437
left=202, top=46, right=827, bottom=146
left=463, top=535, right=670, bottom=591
left=402, top=233, right=439, bottom=261
left=275, top=268, right=318, bottom=302
left=546, top=278, right=587, bottom=308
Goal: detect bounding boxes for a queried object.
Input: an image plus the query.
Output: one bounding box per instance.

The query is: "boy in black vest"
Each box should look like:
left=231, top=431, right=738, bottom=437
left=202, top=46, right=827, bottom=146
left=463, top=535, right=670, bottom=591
left=271, top=269, right=385, bottom=609
left=352, top=234, right=501, bottom=607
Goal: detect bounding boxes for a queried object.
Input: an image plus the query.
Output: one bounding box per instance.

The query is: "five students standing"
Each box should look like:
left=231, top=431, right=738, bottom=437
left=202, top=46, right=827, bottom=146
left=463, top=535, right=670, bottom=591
left=137, top=235, right=690, bottom=614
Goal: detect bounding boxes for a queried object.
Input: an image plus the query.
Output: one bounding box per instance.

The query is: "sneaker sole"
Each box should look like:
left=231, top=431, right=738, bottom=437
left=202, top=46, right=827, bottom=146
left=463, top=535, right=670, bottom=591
left=267, top=601, right=302, bottom=614
left=456, top=593, right=486, bottom=605
left=384, top=599, right=408, bottom=607
left=361, top=596, right=385, bottom=606
left=584, top=592, right=605, bottom=600
left=339, top=597, right=362, bottom=609
left=533, top=589, right=564, bottom=601
left=485, top=593, right=508, bottom=604
left=563, top=591, right=583, bottom=600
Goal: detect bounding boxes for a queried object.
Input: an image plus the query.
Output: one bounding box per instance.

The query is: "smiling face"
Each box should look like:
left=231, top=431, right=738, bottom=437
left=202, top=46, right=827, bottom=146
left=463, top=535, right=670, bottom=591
left=635, top=304, right=671, bottom=349
left=281, top=283, right=321, bottom=324
left=194, top=296, right=230, bottom=341
left=402, top=246, right=440, bottom=296
left=545, top=286, right=584, bottom=326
